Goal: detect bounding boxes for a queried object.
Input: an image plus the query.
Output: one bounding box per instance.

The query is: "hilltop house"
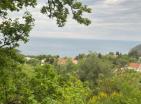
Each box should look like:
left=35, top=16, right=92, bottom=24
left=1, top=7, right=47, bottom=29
left=128, top=63, right=141, bottom=72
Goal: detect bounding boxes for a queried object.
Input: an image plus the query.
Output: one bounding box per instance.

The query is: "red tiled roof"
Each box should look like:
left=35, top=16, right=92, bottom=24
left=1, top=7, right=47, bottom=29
left=129, top=63, right=141, bottom=69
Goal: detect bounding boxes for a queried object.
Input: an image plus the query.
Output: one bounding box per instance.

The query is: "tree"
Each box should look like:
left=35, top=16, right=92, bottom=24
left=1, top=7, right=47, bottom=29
left=0, top=1, right=92, bottom=103
left=30, top=65, right=90, bottom=104
left=0, top=0, right=91, bottom=48
left=0, top=48, right=25, bottom=69
left=78, top=54, right=113, bottom=89
left=0, top=49, right=32, bottom=104
left=89, top=70, right=141, bottom=104
left=128, top=49, right=139, bottom=58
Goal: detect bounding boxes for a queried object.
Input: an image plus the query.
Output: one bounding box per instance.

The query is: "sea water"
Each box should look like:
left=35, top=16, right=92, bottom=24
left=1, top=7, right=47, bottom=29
left=19, top=37, right=141, bottom=56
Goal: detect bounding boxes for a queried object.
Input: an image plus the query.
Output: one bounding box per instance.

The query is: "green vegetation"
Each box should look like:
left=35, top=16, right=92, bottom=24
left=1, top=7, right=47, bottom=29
left=1, top=1, right=141, bottom=104
left=0, top=1, right=92, bottom=102
left=1, top=49, right=141, bottom=104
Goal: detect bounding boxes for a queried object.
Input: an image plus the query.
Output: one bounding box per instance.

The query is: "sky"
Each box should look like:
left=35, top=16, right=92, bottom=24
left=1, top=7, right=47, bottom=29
left=2, top=0, right=141, bottom=41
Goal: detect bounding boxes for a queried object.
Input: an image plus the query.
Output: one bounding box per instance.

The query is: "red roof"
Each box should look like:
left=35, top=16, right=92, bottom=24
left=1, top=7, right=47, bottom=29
left=129, top=63, right=141, bottom=69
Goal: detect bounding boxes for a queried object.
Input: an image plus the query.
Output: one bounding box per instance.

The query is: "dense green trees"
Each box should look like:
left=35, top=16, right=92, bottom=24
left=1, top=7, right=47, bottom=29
left=0, top=1, right=92, bottom=102
left=89, top=70, right=141, bottom=104
left=0, top=48, right=141, bottom=104
left=0, top=1, right=91, bottom=102
left=0, top=48, right=25, bottom=68
left=78, top=54, right=113, bottom=89
left=0, top=49, right=31, bottom=103
left=30, top=65, right=90, bottom=104
left=0, top=48, right=90, bottom=104
left=1, top=1, right=141, bottom=103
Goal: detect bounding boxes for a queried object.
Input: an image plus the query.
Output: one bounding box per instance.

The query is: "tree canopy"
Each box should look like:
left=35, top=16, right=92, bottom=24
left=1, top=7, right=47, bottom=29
left=0, top=0, right=91, bottom=48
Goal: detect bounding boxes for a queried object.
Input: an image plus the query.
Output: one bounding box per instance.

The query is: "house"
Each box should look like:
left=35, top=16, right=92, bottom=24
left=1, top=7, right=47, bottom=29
left=128, top=63, right=141, bottom=72
left=58, top=57, right=78, bottom=65
left=41, top=59, right=46, bottom=66
left=58, top=57, right=68, bottom=65
left=72, top=57, right=78, bottom=64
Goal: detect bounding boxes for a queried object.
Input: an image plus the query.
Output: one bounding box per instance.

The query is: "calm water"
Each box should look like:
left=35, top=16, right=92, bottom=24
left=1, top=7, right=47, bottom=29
left=19, top=37, right=141, bottom=56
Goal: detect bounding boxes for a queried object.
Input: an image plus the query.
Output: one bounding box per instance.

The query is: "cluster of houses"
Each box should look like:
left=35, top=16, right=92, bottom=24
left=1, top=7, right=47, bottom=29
left=25, top=56, right=141, bottom=72
left=58, top=57, right=78, bottom=65
left=25, top=56, right=78, bottom=66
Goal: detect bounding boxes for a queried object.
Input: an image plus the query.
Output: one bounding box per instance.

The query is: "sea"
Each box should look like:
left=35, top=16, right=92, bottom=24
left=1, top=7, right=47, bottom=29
left=19, top=37, right=141, bottom=56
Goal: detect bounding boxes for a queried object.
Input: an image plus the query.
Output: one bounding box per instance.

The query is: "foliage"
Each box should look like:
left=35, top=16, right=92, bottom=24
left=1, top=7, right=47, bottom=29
left=129, top=44, right=141, bottom=58
left=0, top=48, right=25, bottom=69
left=0, top=0, right=91, bottom=48
left=30, top=65, right=90, bottom=104
left=0, top=12, right=34, bottom=48
left=56, top=59, right=78, bottom=75
left=1, top=48, right=141, bottom=104
left=89, top=70, right=141, bottom=104
left=0, top=49, right=90, bottom=104
left=41, top=0, right=91, bottom=27
left=78, top=53, right=113, bottom=89
left=26, top=58, right=40, bottom=66
left=0, top=2, right=92, bottom=102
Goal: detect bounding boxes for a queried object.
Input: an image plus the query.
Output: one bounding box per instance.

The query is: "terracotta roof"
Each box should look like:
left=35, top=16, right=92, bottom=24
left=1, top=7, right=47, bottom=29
left=58, top=58, right=67, bottom=65
left=58, top=57, right=78, bottom=65
left=72, top=58, right=78, bottom=64
left=129, top=63, right=141, bottom=69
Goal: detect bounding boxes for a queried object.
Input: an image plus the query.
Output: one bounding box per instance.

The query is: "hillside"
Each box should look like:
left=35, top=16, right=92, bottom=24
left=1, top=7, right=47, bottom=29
left=129, top=44, right=141, bottom=57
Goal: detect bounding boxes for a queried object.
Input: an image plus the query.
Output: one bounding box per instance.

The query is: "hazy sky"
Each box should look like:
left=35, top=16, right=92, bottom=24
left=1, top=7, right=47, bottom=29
left=5, top=0, right=141, bottom=41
